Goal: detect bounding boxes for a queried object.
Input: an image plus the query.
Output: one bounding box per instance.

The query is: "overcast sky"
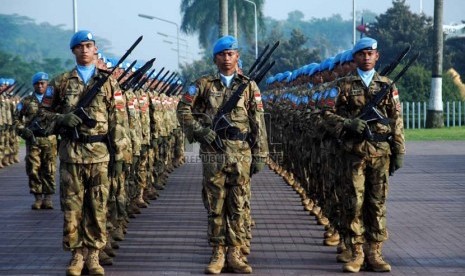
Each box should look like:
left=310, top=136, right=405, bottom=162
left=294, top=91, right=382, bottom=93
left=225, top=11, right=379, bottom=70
left=2, top=0, right=463, bottom=71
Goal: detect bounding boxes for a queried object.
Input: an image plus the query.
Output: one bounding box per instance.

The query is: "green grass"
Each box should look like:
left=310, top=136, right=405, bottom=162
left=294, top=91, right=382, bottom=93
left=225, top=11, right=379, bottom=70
left=405, top=126, right=465, bottom=141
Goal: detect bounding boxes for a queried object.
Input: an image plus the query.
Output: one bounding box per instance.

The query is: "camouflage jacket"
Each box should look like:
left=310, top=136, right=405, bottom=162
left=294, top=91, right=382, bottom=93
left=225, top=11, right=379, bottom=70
left=324, top=71, right=405, bottom=157
left=177, top=72, right=269, bottom=158
left=39, top=67, right=131, bottom=163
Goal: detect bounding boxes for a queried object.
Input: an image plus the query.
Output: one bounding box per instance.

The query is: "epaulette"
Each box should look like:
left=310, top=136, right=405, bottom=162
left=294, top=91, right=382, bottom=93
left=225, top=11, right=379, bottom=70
left=236, top=72, right=250, bottom=81
left=374, top=74, right=391, bottom=84
left=98, top=69, right=112, bottom=76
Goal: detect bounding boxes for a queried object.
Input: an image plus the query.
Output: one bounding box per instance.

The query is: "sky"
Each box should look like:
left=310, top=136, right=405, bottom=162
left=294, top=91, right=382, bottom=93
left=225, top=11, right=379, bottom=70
left=2, top=0, right=464, bottom=72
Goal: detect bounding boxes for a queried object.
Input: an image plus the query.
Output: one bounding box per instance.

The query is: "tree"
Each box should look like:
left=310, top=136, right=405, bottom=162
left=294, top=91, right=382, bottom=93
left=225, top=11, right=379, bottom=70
left=180, top=0, right=265, bottom=51
left=369, top=0, right=433, bottom=69
left=268, top=29, right=320, bottom=75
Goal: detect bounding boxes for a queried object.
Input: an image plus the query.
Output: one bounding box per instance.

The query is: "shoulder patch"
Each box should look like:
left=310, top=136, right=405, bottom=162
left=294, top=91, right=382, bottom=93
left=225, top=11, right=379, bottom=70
left=45, top=86, right=54, bottom=97
left=188, top=85, right=197, bottom=96
left=16, top=102, right=23, bottom=112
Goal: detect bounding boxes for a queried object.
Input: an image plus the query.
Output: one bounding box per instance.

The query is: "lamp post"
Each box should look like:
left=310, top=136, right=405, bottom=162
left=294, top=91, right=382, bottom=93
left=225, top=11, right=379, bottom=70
left=353, top=0, right=356, bottom=45
left=158, top=32, right=189, bottom=63
left=242, top=0, right=258, bottom=58
left=139, top=13, right=180, bottom=69
left=72, top=0, right=78, bottom=32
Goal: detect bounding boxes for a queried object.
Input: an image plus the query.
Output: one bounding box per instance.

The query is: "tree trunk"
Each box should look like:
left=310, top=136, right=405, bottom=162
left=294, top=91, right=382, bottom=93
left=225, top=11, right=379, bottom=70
left=233, top=0, right=238, bottom=38
left=219, top=0, right=229, bottom=37
left=426, top=0, right=444, bottom=128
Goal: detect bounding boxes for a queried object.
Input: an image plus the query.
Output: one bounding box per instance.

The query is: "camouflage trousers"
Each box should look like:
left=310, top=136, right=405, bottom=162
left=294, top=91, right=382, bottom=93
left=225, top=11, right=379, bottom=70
left=173, top=128, right=185, bottom=161
left=60, top=162, right=109, bottom=251
left=200, top=140, right=251, bottom=247
left=108, top=163, right=128, bottom=227
left=25, top=136, right=57, bottom=194
left=344, top=152, right=390, bottom=245
left=136, top=145, right=150, bottom=190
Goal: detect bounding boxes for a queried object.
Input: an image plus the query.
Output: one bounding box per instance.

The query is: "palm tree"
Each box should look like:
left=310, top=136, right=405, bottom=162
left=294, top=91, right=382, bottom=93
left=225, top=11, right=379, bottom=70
left=180, top=0, right=264, bottom=51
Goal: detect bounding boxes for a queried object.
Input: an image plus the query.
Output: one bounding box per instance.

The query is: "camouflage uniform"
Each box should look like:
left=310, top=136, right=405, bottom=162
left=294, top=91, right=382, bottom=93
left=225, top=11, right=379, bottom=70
left=39, top=68, right=130, bottom=251
left=325, top=71, right=405, bottom=271
left=177, top=72, right=268, bottom=247
left=134, top=88, right=151, bottom=206
left=1, top=93, right=13, bottom=166
left=124, top=87, right=143, bottom=213
left=15, top=91, right=57, bottom=198
left=0, top=91, right=6, bottom=168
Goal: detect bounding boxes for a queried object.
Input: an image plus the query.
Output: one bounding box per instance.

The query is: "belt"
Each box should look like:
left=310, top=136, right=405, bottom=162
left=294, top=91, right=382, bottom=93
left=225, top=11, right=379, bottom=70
left=217, top=128, right=249, bottom=141
left=371, top=133, right=393, bottom=142
left=33, top=133, right=51, bottom=138
left=74, top=134, right=107, bottom=143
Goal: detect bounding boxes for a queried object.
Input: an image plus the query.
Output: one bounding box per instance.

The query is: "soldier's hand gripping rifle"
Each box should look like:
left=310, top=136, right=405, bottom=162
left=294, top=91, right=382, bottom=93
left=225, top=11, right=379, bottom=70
left=68, top=35, right=143, bottom=139
left=358, top=51, right=420, bottom=141
left=211, top=41, right=280, bottom=150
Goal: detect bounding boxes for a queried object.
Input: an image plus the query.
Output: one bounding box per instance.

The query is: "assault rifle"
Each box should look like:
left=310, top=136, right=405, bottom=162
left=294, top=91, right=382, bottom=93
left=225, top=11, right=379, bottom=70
left=68, top=35, right=143, bottom=139
left=158, top=72, right=177, bottom=95
left=152, top=70, right=171, bottom=93
left=380, top=44, right=411, bottom=77
left=211, top=41, right=280, bottom=150
left=120, top=58, right=156, bottom=91
left=145, top=67, right=165, bottom=92
left=358, top=51, right=420, bottom=141
left=133, top=69, right=156, bottom=92
left=117, top=60, right=138, bottom=82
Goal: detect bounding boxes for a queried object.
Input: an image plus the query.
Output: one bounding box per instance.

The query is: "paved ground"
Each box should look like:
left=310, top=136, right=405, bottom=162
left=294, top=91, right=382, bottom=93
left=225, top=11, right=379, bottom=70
left=0, top=141, right=464, bottom=275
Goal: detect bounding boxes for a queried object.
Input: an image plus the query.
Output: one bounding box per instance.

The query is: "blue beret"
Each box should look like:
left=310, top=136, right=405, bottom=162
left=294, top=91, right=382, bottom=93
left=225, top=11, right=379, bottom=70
left=70, top=30, right=95, bottom=49
left=352, top=37, right=377, bottom=56
left=0, top=78, right=5, bottom=85
left=341, top=49, right=353, bottom=64
left=327, top=57, right=336, bottom=71
left=266, top=76, right=275, bottom=85
left=333, top=52, right=343, bottom=65
left=32, top=72, right=49, bottom=85
left=213, top=35, right=238, bottom=56
left=320, top=58, right=334, bottom=71
left=6, top=78, right=15, bottom=86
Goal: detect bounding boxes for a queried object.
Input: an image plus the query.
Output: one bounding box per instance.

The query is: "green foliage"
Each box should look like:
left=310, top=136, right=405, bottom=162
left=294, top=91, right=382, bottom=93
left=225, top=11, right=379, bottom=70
left=405, top=126, right=465, bottom=141
left=264, top=29, right=320, bottom=75
left=369, top=0, right=433, bottom=69
left=392, top=64, right=461, bottom=102
left=180, top=0, right=265, bottom=50
left=445, top=37, right=465, bottom=77
left=0, top=49, right=67, bottom=87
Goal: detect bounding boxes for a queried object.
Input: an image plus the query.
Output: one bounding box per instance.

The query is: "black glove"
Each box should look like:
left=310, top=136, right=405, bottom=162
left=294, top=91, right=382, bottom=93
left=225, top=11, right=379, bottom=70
left=393, top=153, right=404, bottom=171
left=20, top=128, right=34, bottom=140
left=57, top=112, right=82, bottom=128
left=111, top=161, right=124, bottom=178
left=343, top=118, right=368, bottom=134
left=251, top=157, right=267, bottom=175
left=194, top=127, right=217, bottom=145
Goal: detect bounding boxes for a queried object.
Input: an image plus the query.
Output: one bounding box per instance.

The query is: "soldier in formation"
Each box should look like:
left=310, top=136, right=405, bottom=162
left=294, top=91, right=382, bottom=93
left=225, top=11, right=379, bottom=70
left=177, top=35, right=268, bottom=274
left=14, top=72, right=57, bottom=209
left=29, top=29, right=186, bottom=275
left=263, top=37, right=404, bottom=273
left=0, top=78, right=21, bottom=169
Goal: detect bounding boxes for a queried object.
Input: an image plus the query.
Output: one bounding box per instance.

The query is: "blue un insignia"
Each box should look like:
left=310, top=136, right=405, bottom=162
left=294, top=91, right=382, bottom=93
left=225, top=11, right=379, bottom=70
left=187, top=85, right=197, bottom=96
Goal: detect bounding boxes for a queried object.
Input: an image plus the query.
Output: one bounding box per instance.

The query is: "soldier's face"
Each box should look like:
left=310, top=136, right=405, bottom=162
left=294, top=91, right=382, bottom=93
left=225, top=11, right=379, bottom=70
left=72, top=41, right=98, bottom=66
left=214, top=50, right=240, bottom=75
left=33, top=81, right=48, bottom=94
left=354, top=49, right=379, bottom=71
